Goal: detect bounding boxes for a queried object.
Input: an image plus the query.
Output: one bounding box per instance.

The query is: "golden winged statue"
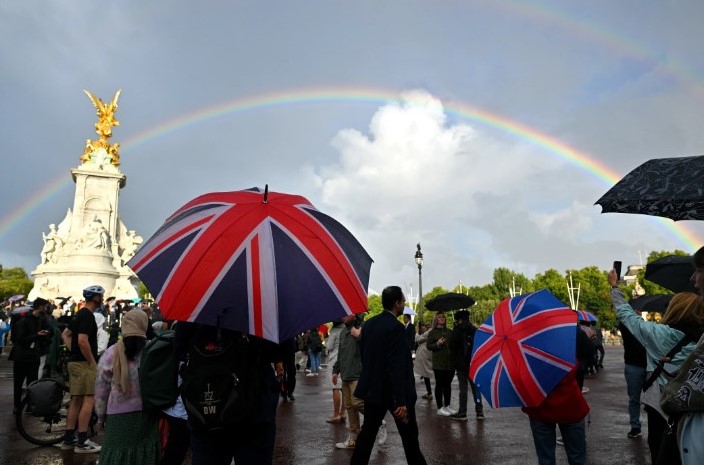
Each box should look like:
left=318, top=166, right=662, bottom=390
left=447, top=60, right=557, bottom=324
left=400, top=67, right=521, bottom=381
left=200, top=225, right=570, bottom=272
left=80, top=89, right=122, bottom=166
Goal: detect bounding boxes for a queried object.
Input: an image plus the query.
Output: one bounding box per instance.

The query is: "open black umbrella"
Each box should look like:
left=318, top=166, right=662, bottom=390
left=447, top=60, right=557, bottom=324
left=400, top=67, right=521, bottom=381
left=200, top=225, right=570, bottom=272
left=644, top=255, right=697, bottom=293
left=424, top=292, right=475, bottom=312
left=629, top=294, right=673, bottom=313
left=595, top=155, right=704, bottom=221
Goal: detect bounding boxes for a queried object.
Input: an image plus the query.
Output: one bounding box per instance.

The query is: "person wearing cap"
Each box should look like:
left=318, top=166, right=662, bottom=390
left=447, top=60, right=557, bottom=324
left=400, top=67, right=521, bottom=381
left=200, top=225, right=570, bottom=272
left=61, top=285, right=104, bottom=454
left=11, top=297, right=50, bottom=414
left=448, top=309, right=484, bottom=421
left=95, top=309, right=159, bottom=464
left=402, top=307, right=417, bottom=355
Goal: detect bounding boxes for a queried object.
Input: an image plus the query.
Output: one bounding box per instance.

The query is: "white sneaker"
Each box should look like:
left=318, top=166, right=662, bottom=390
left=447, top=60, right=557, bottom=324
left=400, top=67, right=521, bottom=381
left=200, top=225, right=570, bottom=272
left=377, top=420, right=387, bottom=445
left=335, top=437, right=356, bottom=449
left=581, top=387, right=590, bottom=394
left=445, top=407, right=457, bottom=415
left=306, top=373, right=315, bottom=377
left=74, top=439, right=101, bottom=454
left=437, top=406, right=451, bottom=416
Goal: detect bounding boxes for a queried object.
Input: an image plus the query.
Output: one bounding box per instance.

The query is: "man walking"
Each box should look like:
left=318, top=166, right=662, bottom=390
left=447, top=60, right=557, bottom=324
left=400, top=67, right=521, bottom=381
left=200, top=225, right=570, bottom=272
left=351, top=286, right=427, bottom=465
left=61, top=285, right=104, bottom=453
left=448, top=310, right=484, bottom=421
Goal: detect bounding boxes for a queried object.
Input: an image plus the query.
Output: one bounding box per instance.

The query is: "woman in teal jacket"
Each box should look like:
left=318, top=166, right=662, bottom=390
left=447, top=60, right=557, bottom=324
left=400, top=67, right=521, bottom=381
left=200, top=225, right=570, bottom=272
left=609, top=269, right=704, bottom=465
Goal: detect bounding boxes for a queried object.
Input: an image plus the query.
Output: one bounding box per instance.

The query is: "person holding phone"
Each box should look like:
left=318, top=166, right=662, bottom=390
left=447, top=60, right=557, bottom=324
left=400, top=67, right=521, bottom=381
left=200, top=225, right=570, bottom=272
left=11, top=297, right=51, bottom=414
left=608, top=269, right=704, bottom=465
left=426, top=311, right=455, bottom=416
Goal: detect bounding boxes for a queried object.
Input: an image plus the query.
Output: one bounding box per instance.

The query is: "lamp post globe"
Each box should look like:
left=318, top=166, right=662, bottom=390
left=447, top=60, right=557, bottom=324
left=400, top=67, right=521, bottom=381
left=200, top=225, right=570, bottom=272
left=415, top=243, right=424, bottom=325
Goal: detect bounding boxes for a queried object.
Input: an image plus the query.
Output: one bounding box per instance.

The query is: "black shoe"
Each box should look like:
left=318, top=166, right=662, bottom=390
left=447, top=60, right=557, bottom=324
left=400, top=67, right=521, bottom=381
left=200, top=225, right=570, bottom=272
left=627, top=428, right=642, bottom=438
left=288, top=394, right=295, bottom=401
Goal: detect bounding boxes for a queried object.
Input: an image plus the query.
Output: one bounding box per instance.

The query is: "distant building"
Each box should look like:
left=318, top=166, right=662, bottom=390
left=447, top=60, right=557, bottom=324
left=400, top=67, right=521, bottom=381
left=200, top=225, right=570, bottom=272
left=624, top=264, right=645, bottom=297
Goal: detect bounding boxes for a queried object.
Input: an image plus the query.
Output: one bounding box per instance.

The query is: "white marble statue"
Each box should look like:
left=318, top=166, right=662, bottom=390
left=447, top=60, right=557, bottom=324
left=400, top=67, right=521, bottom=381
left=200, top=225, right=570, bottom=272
left=120, top=229, right=143, bottom=265
left=77, top=216, right=111, bottom=252
left=41, top=224, right=64, bottom=264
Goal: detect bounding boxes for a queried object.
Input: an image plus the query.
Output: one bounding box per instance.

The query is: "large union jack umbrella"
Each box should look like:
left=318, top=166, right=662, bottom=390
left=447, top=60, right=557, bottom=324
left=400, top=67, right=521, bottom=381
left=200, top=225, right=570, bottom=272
left=469, top=289, right=577, bottom=408
left=127, top=187, right=373, bottom=343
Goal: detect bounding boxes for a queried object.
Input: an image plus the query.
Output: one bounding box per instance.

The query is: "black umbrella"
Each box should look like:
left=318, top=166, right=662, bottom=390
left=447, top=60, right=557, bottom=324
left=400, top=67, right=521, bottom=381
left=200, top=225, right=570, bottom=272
left=644, top=255, right=697, bottom=293
left=595, top=155, right=704, bottom=221
left=629, top=294, right=673, bottom=313
left=424, top=292, right=475, bottom=312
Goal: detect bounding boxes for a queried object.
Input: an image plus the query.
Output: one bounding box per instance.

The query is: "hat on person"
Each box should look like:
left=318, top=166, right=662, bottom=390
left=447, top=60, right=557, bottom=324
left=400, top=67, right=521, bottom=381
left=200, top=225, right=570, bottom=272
left=403, top=306, right=417, bottom=316
left=455, top=310, right=470, bottom=320
left=120, top=310, right=148, bottom=338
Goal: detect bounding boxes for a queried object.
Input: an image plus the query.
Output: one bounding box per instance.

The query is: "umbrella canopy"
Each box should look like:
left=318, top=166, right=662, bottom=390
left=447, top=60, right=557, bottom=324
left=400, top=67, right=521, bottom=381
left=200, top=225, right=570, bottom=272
left=595, top=155, right=704, bottom=221
left=128, top=187, right=373, bottom=343
left=11, top=305, right=31, bottom=315
left=8, top=294, right=25, bottom=302
left=644, top=255, right=697, bottom=293
left=629, top=294, right=673, bottom=313
left=424, top=292, right=475, bottom=312
left=469, top=289, right=577, bottom=408
left=575, top=310, right=597, bottom=322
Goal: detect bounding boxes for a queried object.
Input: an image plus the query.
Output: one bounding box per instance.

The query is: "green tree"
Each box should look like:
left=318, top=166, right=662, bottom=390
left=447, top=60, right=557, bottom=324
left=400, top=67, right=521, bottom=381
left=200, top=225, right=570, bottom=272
left=0, top=265, right=33, bottom=301
left=365, top=294, right=383, bottom=319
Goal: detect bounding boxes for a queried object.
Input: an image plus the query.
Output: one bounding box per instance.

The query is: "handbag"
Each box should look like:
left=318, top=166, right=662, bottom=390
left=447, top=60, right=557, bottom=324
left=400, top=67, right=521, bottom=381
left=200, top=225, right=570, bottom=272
left=660, top=344, right=704, bottom=415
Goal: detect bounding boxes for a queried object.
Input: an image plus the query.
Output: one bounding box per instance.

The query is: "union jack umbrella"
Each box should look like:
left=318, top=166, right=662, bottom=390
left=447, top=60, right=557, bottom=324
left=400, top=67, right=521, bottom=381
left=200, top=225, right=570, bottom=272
left=127, top=186, right=373, bottom=343
left=469, top=289, right=577, bottom=408
left=575, top=309, right=597, bottom=322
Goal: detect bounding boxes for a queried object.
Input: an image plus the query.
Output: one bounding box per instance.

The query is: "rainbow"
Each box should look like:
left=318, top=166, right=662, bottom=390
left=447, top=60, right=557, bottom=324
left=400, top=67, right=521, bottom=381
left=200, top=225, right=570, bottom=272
left=0, top=86, right=701, bottom=252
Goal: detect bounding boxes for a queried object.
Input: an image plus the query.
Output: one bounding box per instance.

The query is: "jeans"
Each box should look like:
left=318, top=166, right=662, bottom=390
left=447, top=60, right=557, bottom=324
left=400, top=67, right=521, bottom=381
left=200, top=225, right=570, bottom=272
left=13, top=360, right=39, bottom=409
left=456, top=369, right=483, bottom=415
left=528, top=417, right=586, bottom=465
left=624, top=363, right=645, bottom=429
left=309, top=351, right=321, bottom=373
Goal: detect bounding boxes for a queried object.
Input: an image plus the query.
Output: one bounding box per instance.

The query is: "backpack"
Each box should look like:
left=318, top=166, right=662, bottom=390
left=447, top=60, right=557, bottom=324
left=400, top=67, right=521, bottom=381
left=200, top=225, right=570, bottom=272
left=180, top=326, right=259, bottom=431
left=27, top=378, right=64, bottom=416
left=139, top=330, right=179, bottom=411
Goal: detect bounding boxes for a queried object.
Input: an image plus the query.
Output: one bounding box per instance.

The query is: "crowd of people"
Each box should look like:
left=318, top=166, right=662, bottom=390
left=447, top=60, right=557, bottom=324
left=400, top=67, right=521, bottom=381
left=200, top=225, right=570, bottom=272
left=4, top=247, right=704, bottom=465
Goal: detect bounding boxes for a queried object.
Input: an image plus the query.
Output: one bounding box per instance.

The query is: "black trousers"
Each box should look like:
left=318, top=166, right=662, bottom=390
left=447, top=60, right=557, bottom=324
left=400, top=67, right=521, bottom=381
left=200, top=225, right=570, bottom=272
left=13, top=360, right=40, bottom=409
left=433, top=369, right=454, bottom=409
left=350, top=401, right=427, bottom=465
left=159, top=414, right=190, bottom=465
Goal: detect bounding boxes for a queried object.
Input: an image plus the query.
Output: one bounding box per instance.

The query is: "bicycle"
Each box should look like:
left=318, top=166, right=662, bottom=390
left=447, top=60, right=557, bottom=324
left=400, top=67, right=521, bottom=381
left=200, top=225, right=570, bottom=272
left=15, top=347, right=97, bottom=446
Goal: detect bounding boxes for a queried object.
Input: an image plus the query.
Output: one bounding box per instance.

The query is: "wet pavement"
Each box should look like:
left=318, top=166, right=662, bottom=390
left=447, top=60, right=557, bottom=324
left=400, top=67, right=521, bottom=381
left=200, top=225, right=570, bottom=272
left=0, top=345, right=651, bottom=465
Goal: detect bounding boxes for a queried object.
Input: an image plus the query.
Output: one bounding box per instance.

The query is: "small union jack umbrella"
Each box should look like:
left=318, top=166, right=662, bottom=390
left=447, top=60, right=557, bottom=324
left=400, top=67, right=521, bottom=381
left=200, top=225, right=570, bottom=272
left=575, top=310, right=597, bottom=323
left=127, top=186, right=373, bottom=343
left=469, top=289, right=577, bottom=408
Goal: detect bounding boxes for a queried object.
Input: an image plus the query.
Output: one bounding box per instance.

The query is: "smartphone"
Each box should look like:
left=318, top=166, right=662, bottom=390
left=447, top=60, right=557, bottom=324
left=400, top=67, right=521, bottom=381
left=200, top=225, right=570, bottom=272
left=613, top=261, right=622, bottom=281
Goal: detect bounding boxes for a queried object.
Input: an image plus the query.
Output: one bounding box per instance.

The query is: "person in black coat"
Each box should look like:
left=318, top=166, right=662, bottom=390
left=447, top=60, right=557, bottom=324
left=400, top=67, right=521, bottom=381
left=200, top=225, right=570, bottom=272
left=12, top=298, right=51, bottom=413
left=402, top=308, right=417, bottom=354
left=351, top=286, right=427, bottom=465
left=448, top=310, right=484, bottom=420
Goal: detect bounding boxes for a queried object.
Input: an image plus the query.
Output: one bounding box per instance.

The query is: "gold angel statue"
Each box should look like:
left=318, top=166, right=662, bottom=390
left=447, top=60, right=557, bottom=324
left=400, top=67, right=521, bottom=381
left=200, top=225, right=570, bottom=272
left=80, top=89, right=122, bottom=166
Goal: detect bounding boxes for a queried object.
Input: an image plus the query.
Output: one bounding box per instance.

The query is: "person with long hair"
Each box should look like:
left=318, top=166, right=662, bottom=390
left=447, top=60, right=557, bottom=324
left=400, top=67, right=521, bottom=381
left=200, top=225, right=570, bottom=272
left=426, top=311, right=455, bottom=416
left=609, top=269, right=704, bottom=465
left=95, top=309, right=159, bottom=464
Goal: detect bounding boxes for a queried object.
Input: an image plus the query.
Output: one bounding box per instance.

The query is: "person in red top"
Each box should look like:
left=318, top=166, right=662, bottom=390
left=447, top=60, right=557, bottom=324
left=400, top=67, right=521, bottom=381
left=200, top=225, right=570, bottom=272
left=522, top=366, right=589, bottom=465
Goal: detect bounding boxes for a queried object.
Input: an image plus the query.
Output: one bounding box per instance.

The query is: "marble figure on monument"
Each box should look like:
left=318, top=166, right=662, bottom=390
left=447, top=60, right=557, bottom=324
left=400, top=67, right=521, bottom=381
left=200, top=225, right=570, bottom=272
left=40, top=224, right=64, bottom=264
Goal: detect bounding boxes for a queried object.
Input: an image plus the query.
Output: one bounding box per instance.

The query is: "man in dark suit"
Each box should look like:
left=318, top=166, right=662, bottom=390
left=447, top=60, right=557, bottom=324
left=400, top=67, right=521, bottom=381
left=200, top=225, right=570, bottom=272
left=402, top=307, right=417, bottom=354
left=351, top=286, right=427, bottom=465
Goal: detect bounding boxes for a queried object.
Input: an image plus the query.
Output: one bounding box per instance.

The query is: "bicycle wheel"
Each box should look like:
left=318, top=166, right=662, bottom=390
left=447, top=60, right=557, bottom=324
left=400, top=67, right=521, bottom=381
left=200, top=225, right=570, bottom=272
left=15, top=390, right=70, bottom=446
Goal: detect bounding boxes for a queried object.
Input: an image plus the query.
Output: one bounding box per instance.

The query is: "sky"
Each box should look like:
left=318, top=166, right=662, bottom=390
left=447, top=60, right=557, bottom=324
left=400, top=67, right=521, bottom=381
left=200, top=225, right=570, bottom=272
left=2, top=1, right=704, bottom=297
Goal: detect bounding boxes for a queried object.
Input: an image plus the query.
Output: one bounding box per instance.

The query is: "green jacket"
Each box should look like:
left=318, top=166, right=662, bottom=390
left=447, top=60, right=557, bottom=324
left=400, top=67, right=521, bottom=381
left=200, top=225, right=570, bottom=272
left=426, top=326, right=453, bottom=371
left=333, top=323, right=362, bottom=381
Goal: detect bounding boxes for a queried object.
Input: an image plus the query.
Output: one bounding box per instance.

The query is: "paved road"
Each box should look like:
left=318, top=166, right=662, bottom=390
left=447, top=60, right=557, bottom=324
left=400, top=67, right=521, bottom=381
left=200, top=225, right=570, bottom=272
left=0, top=345, right=651, bottom=465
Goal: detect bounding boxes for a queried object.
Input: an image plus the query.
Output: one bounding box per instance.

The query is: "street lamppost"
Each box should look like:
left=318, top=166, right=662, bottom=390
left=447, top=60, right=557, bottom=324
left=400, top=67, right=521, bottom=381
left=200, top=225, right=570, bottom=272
left=415, top=243, right=424, bottom=325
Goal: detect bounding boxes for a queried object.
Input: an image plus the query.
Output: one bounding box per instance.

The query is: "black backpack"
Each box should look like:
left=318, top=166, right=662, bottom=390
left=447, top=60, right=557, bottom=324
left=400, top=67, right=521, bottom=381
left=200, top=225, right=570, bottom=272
left=139, top=330, right=179, bottom=411
left=180, top=326, right=260, bottom=431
